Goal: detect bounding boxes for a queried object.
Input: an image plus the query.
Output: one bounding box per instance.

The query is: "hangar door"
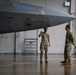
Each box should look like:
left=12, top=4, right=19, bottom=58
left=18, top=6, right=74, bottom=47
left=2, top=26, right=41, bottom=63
left=24, top=30, right=38, bottom=55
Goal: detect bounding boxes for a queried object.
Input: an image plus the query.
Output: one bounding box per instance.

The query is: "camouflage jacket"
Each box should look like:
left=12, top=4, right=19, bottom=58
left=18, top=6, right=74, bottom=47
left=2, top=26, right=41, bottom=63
left=65, top=31, right=74, bottom=46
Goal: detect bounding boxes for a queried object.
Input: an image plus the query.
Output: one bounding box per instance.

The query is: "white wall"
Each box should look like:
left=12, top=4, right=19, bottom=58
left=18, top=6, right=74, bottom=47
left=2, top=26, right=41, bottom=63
left=0, top=33, right=14, bottom=53
left=24, top=30, right=37, bottom=38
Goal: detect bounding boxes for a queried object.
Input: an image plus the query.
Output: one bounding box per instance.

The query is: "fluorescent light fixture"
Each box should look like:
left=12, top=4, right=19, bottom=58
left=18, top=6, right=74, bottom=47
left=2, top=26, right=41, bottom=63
left=64, top=2, right=70, bottom=6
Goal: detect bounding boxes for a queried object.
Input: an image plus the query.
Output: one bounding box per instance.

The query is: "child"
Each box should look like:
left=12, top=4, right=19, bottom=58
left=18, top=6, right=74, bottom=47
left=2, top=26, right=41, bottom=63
left=61, top=25, right=74, bottom=65
left=39, top=27, right=50, bottom=63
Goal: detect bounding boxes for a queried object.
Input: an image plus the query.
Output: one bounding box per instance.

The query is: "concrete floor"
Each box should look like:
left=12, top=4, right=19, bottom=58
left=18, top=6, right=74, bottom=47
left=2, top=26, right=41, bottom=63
left=0, top=54, right=76, bottom=75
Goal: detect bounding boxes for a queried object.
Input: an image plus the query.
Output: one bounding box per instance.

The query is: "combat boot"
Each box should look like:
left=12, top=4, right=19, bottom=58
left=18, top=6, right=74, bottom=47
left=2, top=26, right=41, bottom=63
left=61, top=60, right=68, bottom=64
left=68, top=59, right=71, bottom=65
left=61, top=60, right=66, bottom=63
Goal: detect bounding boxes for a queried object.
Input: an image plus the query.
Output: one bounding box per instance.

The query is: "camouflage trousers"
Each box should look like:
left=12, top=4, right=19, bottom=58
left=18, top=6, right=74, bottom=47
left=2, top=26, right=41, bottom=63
left=64, top=45, right=72, bottom=61
left=40, top=42, right=48, bottom=60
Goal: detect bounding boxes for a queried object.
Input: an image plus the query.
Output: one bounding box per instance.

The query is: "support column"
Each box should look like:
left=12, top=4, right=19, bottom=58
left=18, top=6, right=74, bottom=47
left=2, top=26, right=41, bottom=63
left=70, top=0, right=76, bottom=54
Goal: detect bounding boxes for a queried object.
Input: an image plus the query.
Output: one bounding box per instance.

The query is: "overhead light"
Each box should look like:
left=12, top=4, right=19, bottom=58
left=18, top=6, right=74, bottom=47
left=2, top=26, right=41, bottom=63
left=64, top=2, right=70, bottom=7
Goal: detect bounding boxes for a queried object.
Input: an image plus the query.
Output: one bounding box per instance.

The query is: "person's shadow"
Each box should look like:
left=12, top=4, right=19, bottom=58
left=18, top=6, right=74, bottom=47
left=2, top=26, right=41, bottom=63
left=40, top=63, right=48, bottom=75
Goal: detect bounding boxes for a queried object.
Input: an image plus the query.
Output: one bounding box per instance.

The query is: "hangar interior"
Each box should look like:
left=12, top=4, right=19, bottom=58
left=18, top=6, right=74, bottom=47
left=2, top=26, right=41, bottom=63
left=0, top=0, right=76, bottom=75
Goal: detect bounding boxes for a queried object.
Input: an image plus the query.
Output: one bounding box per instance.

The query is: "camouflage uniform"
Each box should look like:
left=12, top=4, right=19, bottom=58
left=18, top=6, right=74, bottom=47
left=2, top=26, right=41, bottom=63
left=64, top=31, right=74, bottom=61
left=40, top=32, right=49, bottom=61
